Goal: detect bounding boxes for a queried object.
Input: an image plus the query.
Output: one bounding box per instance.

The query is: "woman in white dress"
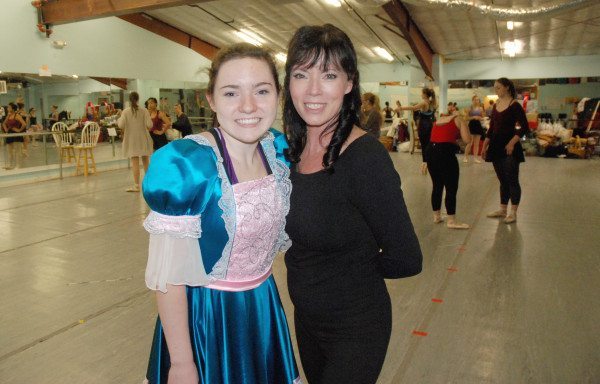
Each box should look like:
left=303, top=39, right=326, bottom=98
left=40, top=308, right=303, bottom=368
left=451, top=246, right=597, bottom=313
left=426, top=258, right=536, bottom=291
left=117, top=92, right=153, bottom=192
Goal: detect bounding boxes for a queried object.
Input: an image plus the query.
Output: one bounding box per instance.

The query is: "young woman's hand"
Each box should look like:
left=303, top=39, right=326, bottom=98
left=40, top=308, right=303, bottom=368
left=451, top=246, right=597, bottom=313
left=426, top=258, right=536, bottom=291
left=420, top=162, right=428, bottom=175
left=167, top=361, right=198, bottom=384
left=505, top=142, right=515, bottom=155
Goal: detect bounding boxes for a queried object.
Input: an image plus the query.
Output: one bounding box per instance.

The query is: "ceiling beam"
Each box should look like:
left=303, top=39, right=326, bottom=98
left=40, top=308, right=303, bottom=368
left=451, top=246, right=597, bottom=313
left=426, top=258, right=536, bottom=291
left=90, top=77, right=128, bottom=90
left=41, top=0, right=206, bottom=25
left=118, top=13, right=219, bottom=60
left=383, top=0, right=435, bottom=78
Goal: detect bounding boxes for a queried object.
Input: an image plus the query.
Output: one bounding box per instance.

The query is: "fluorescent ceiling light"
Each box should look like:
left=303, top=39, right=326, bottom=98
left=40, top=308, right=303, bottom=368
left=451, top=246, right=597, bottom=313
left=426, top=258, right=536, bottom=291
left=275, top=53, right=287, bottom=63
left=507, top=21, right=514, bottom=30
left=323, top=0, right=342, bottom=7
left=72, top=74, right=79, bottom=79
left=373, top=47, right=394, bottom=61
left=234, top=29, right=264, bottom=46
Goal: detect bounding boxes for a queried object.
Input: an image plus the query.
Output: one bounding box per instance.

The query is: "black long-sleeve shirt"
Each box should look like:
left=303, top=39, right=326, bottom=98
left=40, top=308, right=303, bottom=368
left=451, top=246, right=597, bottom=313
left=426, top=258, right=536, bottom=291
left=285, top=134, right=422, bottom=320
left=172, top=113, right=193, bottom=137
left=487, top=101, right=529, bottom=162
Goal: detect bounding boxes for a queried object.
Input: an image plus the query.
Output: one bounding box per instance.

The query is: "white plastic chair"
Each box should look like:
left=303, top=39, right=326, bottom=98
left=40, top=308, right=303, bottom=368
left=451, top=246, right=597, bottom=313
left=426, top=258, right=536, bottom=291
left=74, top=122, right=100, bottom=176
left=51, top=121, right=76, bottom=163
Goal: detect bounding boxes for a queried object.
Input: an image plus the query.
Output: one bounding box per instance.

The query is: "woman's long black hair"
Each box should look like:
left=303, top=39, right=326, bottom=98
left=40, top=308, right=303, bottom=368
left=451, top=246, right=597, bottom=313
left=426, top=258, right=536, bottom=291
left=283, top=24, right=361, bottom=172
left=496, top=77, right=517, bottom=99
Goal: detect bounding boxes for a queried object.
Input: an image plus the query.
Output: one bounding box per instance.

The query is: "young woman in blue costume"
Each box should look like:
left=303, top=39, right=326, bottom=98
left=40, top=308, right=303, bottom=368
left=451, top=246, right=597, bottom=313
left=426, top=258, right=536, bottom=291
left=142, top=43, right=301, bottom=384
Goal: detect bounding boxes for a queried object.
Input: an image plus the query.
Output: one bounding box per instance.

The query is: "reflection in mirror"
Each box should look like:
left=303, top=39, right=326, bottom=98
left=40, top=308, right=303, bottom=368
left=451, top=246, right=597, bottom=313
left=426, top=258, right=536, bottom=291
left=0, top=73, right=131, bottom=181
left=159, top=83, right=210, bottom=132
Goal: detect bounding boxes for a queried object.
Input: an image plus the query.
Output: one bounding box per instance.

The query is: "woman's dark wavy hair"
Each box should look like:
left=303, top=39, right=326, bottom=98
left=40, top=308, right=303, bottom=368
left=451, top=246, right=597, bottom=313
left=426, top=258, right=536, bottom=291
left=283, top=24, right=361, bottom=172
left=496, top=77, right=517, bottom=99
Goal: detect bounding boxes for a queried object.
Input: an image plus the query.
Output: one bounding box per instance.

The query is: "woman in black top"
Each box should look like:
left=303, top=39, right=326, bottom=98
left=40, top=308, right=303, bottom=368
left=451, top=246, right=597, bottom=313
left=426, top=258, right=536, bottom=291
left=283, top=24, right=423, bottom=384
left=400, top=88, right=437, bottom=173
left=482, top=77, right=529, bottom=224
left=383, top=101, right=393, bottom=124
left=172, top=103, right=193, bottom=137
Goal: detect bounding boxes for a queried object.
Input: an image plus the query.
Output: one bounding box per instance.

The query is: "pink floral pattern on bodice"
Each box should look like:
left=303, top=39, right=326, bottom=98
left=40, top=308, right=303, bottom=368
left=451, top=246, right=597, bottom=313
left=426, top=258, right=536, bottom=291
left=225, top=174, right=283, bottom=281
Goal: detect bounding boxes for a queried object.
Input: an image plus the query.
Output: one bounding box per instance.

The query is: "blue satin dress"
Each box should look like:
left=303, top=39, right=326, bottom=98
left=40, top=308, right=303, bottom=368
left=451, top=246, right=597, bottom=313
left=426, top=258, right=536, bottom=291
left=142, top=130, right=301, bottom=384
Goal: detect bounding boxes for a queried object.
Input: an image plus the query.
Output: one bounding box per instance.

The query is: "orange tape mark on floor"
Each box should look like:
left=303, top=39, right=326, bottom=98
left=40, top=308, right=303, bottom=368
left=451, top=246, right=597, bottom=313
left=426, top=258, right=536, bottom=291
left=412, top=330, right=428, bottom=337
left=431, top=298, right=443, bottom=303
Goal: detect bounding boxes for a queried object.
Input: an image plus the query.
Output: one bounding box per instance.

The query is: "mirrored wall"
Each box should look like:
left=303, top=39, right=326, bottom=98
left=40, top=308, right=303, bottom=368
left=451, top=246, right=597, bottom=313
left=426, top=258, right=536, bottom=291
left=446, top=77, right=600, bottom=118
left=0, top=73, right=211, bottom=183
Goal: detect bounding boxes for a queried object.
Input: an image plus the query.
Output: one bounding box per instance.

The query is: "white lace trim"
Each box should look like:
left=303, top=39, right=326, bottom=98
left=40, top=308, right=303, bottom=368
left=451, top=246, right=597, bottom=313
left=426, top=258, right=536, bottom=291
left=184, top=131, right=292, bottom=278
left=261, top=132, right=293, bottom=253
left=186, top=134, right=235, bottom=280
left=143, top=211, right=201, bottom=238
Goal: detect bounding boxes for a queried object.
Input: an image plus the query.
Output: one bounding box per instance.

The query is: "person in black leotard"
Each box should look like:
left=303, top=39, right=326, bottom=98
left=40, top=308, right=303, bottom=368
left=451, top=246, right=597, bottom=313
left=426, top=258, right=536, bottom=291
left=482, top=77, right=529, bottom=224
left=283, top=24, right=423, bottom=384
left=400, top=87, right=437, bottom=174
left=27, top=108, right=43, bottom=147
left=464, top=95, right=485, bottom=163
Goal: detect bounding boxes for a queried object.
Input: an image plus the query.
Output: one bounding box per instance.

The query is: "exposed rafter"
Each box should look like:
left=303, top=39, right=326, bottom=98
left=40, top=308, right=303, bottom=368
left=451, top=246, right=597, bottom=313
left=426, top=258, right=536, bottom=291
left=119, top=13, right=219, bottom=60
left=41, top=0, right=208, bottom=25
left=383, top=0, right=435, bottom=78
left=90, top=77, right=128, bottom=90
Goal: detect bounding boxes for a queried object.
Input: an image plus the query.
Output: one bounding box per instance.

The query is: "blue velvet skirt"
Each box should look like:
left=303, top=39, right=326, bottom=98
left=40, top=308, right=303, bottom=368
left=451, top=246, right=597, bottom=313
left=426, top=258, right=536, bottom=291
left=145, top=275, right=300, bottom=384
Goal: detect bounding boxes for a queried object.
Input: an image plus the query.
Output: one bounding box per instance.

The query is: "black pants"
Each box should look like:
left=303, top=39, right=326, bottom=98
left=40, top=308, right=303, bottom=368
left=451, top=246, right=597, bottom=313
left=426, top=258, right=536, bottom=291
left=151, top=132, right=168, bottom=151
left=493, top=156, right=521, bottom=205
left=427, top=143, right=459, bottom=215
left=418, top=118, right=433, bottom=162
left=294, top=308, right=391, bottom=384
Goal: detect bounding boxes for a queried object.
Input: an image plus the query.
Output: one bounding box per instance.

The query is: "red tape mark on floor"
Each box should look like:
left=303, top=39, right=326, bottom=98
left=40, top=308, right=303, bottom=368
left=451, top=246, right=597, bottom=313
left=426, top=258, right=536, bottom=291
left=447, top=267, right=458, bottom=272
left=458, top=246, right=466, bottom=252
left=412, top=330, right=428, bottom=337
left=431, top=298, right=443, bottom=303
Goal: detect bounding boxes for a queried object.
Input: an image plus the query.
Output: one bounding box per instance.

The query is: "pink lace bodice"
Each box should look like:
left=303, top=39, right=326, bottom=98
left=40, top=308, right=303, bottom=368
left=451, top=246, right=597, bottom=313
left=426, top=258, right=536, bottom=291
left=224, top=174, right=283, bottom=281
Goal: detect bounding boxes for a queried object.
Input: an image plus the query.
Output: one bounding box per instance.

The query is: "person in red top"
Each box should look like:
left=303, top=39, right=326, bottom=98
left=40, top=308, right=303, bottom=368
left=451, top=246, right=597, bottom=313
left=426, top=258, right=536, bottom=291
left=147, top=97, right=170, bottom=151
left=2, top=102, right=27, bottom=170
left=481, top=77, right=529, bottom=224
left=424, top=111, right=471, bottom=228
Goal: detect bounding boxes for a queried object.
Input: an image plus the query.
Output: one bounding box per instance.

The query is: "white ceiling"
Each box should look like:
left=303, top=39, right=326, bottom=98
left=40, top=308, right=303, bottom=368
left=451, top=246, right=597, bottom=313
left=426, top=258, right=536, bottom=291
left=147, top=0, right=414, bottom=65
left=404, top=0, right=600, bottom=60
left=146, top=0, right=600, bottom=66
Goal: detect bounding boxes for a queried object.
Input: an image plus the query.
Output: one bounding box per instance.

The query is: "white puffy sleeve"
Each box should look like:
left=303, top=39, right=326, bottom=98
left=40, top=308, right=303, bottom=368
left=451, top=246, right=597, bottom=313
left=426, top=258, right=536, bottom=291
left=141, top=140, right=218, bottom=293
left=143, top=212, right=211, bottom=293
